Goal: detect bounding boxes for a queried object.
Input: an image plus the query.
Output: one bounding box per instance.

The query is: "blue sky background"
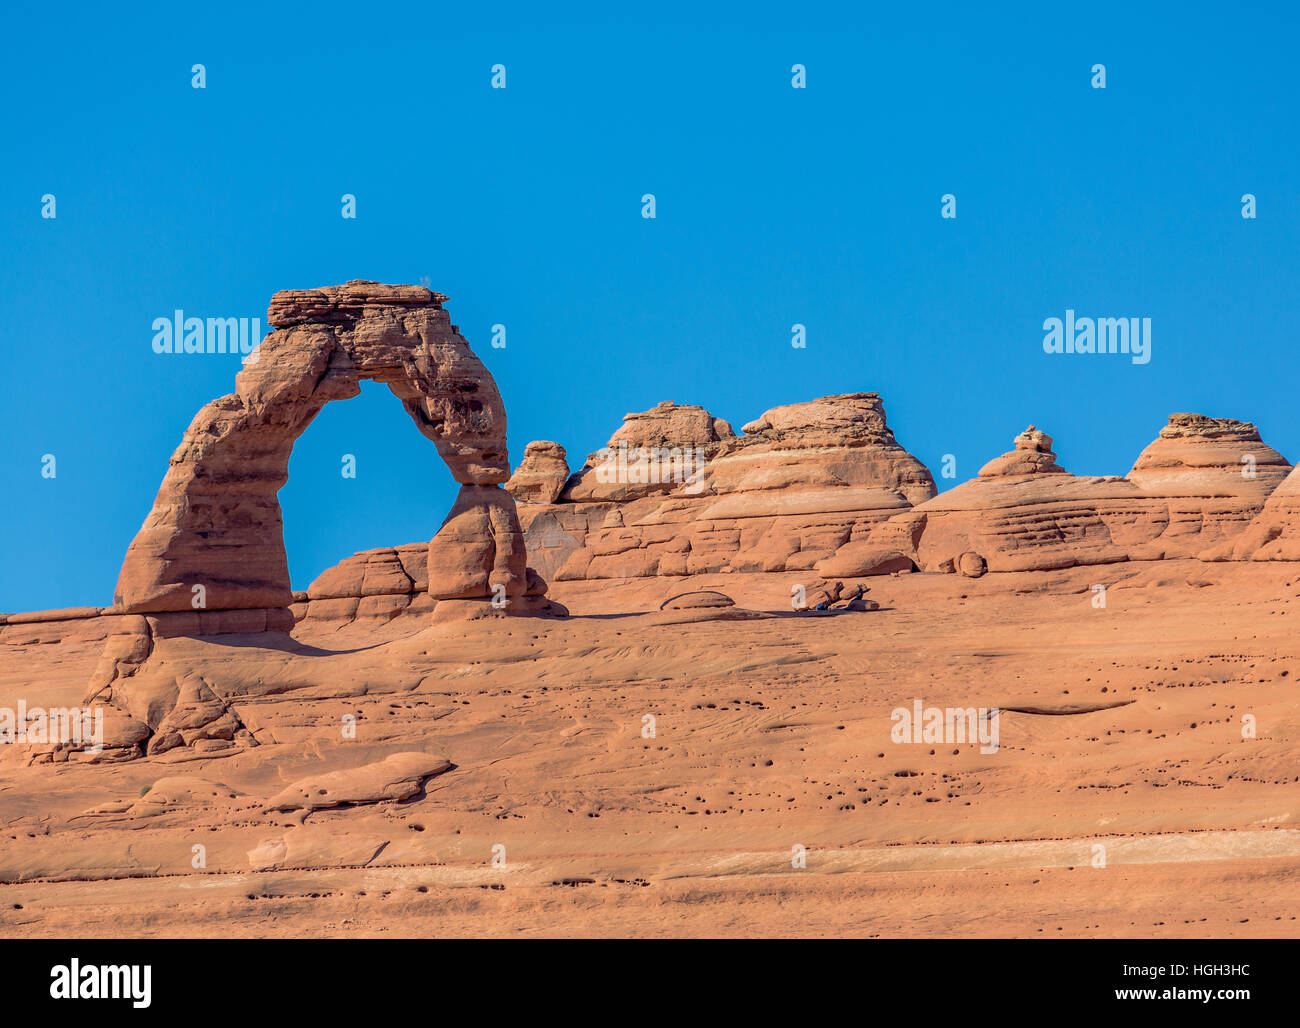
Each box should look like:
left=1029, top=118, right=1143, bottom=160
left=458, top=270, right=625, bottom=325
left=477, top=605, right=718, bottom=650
left=3, top=1, right=1298, bottom=611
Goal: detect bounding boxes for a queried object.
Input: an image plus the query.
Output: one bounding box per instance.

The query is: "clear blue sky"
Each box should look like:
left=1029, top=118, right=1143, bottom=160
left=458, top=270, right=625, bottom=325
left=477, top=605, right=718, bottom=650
left=4, top=1, right=1298, bottom=612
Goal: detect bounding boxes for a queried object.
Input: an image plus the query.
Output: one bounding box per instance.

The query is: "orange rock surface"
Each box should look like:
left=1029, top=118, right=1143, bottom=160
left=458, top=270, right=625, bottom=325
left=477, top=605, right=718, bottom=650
left=2, top=285, right=1297, bottom=940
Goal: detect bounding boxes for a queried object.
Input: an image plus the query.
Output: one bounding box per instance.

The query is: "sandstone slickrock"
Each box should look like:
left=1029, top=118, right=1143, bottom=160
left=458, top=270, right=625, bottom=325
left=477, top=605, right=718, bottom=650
left=264, top=753, right=453, bottom=813
left=650, top=590, right=769, bottom=624
left=658, top=590, right=736, bottom=611
left=1206, top=464, right=1300, bottom=561
left=145, top=672, right=256, bottom=757
left=505, top=441, right=570, bottom=504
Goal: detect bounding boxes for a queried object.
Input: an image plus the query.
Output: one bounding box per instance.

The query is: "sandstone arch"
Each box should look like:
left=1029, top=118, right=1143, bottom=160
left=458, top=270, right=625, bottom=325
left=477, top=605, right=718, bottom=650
left=114, top=281, right=526, bottom=618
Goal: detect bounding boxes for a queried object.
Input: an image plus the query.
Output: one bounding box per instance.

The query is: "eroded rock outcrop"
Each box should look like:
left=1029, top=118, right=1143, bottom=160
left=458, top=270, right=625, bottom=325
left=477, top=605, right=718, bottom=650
left=505, top=441, right=570, bottom=504
left=1206, top=464, right=1300, bottom=561
left=856, top=415, right=1291, bottom=574
left=264, top=752, right=453, bottom=814
left=513, top=393, right=937, bottom=581
left=977, top=425, right=1068, bottom=477
left=561, top=401, right=735, bottom=503
left=90, top=282, right=558, bottom=757
left=1127, top=413, right=1289, bottom=500
left=116, top=281, right=513, bottom=616
left=711, top=393, right=936, bottom=505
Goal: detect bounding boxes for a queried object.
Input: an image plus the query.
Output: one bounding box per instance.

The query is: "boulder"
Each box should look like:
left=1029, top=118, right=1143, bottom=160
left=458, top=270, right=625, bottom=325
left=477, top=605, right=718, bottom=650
left=505, top=441, right=571, bottom=505
left=659, top=590, right=736, bottom=611
left=815, top=544, right=914, bottom=577
left=957, top=552, right=987, bottom=578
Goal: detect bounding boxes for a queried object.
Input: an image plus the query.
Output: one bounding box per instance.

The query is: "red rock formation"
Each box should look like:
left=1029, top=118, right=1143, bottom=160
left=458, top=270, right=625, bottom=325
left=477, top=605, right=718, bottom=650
left=1128, top=413, right=1288, bottom=500
left=1205, top=464, right=1300, bottom=561
left=517, top=393, right=937, bottom=581
left=858, top=415, right=1290, bottom=573
left=977, top=425, right=1068, bottom=477
left=115, top=281, right=514, bottom=616
left=505, top=441, right=570, bottom=504
left=711, top=393, right=936, bottom=505
left=561, top=401, right=735, bottom=503
left=296, top=544, right=435, bottom=625
left=318, top=393, right=936, bottom=586
left=88, top=282, right=560, bottom=758
left=426, top=484, right=528, bottom=615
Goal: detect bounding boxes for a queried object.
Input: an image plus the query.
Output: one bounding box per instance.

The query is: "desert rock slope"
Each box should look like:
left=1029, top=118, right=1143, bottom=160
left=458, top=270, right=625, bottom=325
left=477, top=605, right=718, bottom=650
left=1, top=284, right=1296, bottom=939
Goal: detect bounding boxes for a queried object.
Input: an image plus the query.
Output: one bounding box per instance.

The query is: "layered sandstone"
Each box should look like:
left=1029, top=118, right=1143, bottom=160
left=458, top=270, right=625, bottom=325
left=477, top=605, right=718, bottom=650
left=711, top=393, right=936, bottom=505
left=311, top=393, right=935, bottom=589
left=1206, top=464, right=1300, bottom=561
left=856, top=415, right=1291, bottom=574
left=560, top=401, right=735, bottom=503
left=1127, top=413, right=1288, bottom=500
left=521, top=393, right=937, bottom=581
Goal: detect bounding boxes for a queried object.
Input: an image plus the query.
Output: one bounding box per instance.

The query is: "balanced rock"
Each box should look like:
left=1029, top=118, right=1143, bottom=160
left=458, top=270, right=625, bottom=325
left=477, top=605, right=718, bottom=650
left=427, top=485, right=528, bottom=601
left=978, top=425, right=1068, bottom=477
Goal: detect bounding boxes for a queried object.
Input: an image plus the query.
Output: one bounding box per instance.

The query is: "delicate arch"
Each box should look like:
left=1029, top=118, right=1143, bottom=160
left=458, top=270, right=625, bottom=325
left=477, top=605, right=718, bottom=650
left=114, top=281, right=521, bottom=614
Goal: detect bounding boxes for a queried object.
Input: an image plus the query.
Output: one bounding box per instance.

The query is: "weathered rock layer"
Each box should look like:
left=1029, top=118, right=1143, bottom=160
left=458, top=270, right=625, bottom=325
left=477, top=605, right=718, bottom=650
left=515, top=393, right=937, bottom=582
left=858, top=416, right=1290, bottom=573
